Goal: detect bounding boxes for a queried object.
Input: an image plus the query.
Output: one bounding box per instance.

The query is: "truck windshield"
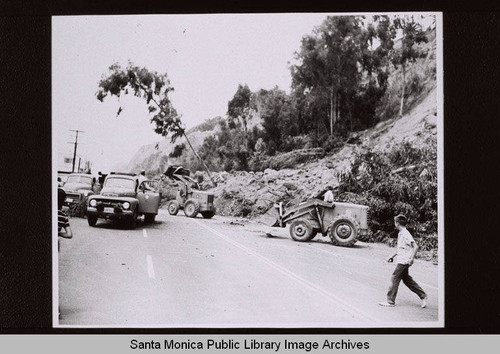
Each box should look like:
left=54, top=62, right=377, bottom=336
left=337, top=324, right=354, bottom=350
left=104, top=177, right=135, bottom=190
left=66, top=175, right=93, bottom=185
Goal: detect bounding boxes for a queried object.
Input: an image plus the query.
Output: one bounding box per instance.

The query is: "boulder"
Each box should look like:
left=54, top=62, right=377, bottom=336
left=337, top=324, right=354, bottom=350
left=283, top=182, right=298, bottom=190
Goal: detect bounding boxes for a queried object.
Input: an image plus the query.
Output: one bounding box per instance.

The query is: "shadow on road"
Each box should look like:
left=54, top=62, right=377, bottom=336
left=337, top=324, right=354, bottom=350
left=309, top=238, right=369, bottom=249
left=86, top=218, right=165, bottom=230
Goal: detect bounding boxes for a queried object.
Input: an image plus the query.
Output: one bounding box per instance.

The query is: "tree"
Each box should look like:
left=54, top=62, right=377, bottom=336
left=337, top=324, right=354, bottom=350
left=227, top=84, right=253, bottom=149
left=253, top=87, right=287, bottom=150
left=291, top=16, right=371, bottom=135
left=389, top=16, right=428, bottom=116
left=96, top=62, right=216, bottom=186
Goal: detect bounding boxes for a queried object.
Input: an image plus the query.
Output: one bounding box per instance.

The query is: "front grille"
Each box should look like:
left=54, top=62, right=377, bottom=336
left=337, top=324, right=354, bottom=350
left=95, top=199, right=122, bottom=208
left=207, top=194, right=214, bottom=204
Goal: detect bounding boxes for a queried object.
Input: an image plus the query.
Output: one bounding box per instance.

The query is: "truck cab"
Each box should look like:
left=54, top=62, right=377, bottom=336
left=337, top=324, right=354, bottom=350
left=87, top=172, right=161, bottom=228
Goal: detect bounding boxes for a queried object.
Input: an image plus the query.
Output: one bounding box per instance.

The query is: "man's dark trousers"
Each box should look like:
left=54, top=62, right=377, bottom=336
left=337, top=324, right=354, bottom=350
left=387, top=263, right=427, bottom=304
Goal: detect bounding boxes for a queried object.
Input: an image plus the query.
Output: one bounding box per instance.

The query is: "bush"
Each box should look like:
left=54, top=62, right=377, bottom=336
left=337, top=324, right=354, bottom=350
left=169, top=143, right=186, bottom=158
left=335, top=140, right=437, bottom=247
left=321, top=134, right=345, bottom=153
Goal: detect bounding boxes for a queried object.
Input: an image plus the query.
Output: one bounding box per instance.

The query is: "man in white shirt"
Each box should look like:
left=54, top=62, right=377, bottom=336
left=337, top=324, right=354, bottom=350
left=379, top=215, right=428, bottom=308
left=323, top=186, right=334, bottom=203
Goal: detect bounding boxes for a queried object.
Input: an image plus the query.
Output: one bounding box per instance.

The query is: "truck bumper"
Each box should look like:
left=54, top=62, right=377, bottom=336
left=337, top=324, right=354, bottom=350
left=87, top=207, right=134, bottom=220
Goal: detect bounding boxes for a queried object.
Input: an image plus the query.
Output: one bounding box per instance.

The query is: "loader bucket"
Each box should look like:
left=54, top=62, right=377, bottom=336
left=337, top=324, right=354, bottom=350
left=270, top=202, right=285, bottom=228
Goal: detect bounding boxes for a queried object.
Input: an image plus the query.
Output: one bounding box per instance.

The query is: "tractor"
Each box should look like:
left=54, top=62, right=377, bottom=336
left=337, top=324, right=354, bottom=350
left=163, top=165, right=216, bottom=219
left=272, top=199, right=369, bottom=247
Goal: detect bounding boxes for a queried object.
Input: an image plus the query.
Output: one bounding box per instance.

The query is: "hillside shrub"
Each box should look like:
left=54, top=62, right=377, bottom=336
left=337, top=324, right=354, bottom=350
left=335, top=138, right=437, bottom=247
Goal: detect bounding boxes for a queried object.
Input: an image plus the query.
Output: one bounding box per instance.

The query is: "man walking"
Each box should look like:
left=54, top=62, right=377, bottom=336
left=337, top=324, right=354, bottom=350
left=379, top=215, right=428, bottom=308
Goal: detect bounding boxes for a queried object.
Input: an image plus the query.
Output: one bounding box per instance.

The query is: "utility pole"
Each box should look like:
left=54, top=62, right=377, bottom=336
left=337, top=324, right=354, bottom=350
left=68, top=130, right=84, bottom=172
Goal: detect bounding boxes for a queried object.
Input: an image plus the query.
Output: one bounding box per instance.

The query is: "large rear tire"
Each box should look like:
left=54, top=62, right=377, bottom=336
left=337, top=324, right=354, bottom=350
left=167, top=200, right=180, bottom=215
left=201, top=210, right=215, bottom=219
left=328, top=215, right=359, bottom=247
left=289, top=219, right=315, bottom=242
left=87, top=214, right=97, bottom=227
left=184, top=199, right=200, bottom=218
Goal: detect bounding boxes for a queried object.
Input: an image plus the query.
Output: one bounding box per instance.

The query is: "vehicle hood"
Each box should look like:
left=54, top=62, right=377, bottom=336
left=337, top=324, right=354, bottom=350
left=63, top=182, right=92, bottom=193
left=100, top=187, right=136, bottom=198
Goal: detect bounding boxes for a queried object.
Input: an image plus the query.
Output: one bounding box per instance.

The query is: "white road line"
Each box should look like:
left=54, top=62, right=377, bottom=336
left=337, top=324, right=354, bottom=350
left=143, top=229, right=148, bottom=238
left=192, top=219, right=378, bottom=323
left=146, top=255, right=155, bottom=279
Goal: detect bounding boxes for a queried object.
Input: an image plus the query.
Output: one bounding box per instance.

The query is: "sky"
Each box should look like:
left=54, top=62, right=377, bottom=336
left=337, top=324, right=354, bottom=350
left=53, top=14, right=330, bottom=173
left=52, top=13, right=436, bottom=174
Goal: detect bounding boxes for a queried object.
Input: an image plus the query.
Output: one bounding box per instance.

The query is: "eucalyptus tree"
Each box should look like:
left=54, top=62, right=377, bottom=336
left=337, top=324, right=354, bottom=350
left=96, top=62, right=216, bottom=186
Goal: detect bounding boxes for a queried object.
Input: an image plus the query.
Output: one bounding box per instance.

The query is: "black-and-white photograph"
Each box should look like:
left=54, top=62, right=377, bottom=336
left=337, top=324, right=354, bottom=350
left=53, top=13, right=443, bottom=328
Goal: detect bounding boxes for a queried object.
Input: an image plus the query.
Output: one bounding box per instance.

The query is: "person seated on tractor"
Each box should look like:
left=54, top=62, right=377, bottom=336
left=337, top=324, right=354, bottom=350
left=323, top=185, right=335, bottom=203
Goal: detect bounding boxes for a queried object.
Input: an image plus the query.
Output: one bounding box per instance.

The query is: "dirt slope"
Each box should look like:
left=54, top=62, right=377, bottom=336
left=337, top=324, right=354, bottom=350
left=204, top=84, right=437, bottom=222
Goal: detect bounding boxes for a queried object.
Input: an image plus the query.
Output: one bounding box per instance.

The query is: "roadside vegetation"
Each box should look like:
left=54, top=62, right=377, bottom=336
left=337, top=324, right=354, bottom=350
left=335, top=138, right=437, bottom=254
left=95, top=14, right=438, bottom=258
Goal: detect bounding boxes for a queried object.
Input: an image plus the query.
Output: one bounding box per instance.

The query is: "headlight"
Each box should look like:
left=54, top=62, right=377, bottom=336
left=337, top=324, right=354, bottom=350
left=122, top=202, right=130, bottom=210
left=89, top=199, right=97, bottom=207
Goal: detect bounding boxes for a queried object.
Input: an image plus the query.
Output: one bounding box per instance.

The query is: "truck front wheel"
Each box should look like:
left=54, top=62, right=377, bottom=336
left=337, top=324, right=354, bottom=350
left=87, top=214, right=97, bottom=227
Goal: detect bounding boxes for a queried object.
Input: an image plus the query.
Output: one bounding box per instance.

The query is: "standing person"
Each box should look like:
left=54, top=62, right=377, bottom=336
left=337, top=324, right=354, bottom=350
left=379, top=215, right=428, bottom=308
left=137, top=169, right=147, bottom=185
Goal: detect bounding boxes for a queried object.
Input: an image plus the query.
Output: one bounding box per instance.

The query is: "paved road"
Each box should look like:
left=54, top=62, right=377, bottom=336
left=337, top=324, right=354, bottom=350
left=58, top=210, right=440, bottom=327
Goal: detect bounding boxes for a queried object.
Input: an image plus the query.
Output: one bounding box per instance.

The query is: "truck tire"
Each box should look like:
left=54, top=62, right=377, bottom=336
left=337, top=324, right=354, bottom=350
left=127, top=210, right=138, bottom=229
left=289, top=219, right=315, bottom=242
left=168, top=200, right=180, bottom=215
left=87, top=214, right=97, bottom=227
left=201, top=210, right=215, bottom=219
left=144, top=213, right=156, bottom=223
left=184, top=199, right=200, bottom=218
left=328, top=215, right=359, bottom=247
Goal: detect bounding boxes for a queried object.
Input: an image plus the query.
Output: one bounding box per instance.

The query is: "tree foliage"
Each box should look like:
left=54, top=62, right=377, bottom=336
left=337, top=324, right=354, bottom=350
left=96, top=61, right=216, bottom=185
left=96, top=62, right=185, bottom=143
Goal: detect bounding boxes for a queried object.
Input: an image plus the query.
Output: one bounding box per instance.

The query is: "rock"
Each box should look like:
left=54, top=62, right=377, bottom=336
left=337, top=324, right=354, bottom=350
left=283, top=182, right=298, bottom=190
left=419, top=168, right=429, bottom=178
left=264, top=169, right=279, bottom=183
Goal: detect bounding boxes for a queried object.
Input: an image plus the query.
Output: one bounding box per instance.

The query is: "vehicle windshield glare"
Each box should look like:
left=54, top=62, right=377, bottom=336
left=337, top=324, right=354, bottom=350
left=66, top=175, right=93, bottom=185
left=104, top=177, right=136, bottom=190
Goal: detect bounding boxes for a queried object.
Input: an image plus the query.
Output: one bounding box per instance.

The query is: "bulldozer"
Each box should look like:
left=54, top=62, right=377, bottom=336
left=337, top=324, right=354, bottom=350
left=163, top=165, right=216, bottom=219
left=272, top=199, right=369, bottom=247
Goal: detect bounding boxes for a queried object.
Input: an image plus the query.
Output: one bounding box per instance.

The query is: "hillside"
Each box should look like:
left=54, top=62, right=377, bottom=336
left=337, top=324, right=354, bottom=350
left=125, top=25, right=438, bottom=252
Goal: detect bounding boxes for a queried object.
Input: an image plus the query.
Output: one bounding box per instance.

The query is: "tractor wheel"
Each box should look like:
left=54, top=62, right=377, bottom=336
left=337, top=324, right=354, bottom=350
left=127, top=210, right=138, bottom=229
left=167, top=200, right=180, bottom=215
left=289, top=219, right=315, bottom=242
left=328, top=215, right=359, bottom=247
left=184, top=199, right=200, bottom=218
left=201, top=210, right=215, bottom=219
left=87, top=214, right=97, bottom=227
left=144, top=213, right=156, bottom=223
